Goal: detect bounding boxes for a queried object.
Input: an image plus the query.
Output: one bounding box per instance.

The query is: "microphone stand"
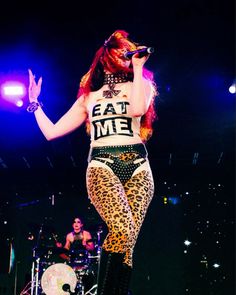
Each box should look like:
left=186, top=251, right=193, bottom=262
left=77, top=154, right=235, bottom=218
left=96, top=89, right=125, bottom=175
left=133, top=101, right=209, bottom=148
left=31, top=223, right=43, bottom=295
left=96, top=226, right=103, bottom=258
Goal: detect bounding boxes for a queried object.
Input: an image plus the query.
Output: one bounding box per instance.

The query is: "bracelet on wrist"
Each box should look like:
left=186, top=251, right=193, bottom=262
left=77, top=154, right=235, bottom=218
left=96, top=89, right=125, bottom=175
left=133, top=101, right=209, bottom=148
left=27, top=101, right=43, bottom=113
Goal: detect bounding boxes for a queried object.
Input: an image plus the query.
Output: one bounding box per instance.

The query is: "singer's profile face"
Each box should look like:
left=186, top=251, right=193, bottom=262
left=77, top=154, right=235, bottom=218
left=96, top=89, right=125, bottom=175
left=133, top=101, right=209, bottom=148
left=111, top=48, right=131, bottom=68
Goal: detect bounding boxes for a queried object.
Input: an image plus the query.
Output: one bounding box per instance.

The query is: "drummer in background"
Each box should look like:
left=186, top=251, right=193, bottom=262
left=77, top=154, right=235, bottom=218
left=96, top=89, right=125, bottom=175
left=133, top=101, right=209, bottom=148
left=56, top=217, right=95, bottom=252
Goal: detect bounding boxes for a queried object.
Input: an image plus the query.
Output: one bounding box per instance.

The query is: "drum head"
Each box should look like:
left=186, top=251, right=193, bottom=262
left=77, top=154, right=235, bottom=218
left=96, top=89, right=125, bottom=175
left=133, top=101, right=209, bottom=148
left=69, top=249, right=89, bottom=271
left=41, top=263, right=77, bottom=295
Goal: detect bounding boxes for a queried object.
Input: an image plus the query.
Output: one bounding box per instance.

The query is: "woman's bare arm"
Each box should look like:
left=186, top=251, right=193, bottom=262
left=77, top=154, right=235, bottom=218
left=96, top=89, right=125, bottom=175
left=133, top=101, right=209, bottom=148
left=129, top=50, right=153, bottom=117
left=28, top=69, right=87, bottom=141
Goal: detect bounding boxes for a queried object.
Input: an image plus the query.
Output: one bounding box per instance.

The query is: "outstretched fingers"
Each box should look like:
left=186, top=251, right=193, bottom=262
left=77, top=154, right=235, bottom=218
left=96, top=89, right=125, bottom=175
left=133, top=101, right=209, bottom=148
left=28, top=69, right=42, bottom=87
left=28, top=69, right=43, bottom=101
left=28, top=69, right=34, bottom=88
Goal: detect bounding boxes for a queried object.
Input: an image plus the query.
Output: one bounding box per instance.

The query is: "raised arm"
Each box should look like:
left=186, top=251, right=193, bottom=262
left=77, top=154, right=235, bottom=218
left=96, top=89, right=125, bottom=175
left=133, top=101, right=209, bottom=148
left=28, top=69, right=88, bottom=141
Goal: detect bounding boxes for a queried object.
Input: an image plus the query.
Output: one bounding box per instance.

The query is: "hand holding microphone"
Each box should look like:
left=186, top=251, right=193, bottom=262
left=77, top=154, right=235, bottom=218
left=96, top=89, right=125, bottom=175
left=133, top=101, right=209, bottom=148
left=124, top=47, right=154, bottom=60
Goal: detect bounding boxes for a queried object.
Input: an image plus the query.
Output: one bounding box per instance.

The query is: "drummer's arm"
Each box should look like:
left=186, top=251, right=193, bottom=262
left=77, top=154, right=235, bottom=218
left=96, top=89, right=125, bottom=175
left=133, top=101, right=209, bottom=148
left=64, top=234, right=71, bottom=250
left=85, top=232, right=95, bottom=251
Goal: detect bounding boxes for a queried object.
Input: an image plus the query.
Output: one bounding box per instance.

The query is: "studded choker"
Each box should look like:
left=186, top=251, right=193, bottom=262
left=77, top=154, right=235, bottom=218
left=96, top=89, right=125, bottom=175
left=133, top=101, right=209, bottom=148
left=103, top=73, right=128, bottom=85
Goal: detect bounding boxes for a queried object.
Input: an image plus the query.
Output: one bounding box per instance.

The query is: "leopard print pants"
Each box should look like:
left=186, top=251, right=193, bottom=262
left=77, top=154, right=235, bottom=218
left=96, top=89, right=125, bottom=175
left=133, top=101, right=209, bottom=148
left=86, top=161, right=154, bottom=267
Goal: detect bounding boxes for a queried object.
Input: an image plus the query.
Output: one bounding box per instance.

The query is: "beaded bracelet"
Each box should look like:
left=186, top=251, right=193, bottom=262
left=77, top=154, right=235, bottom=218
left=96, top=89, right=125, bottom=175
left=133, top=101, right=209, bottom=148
left=27, top=101, right=43, bottom=113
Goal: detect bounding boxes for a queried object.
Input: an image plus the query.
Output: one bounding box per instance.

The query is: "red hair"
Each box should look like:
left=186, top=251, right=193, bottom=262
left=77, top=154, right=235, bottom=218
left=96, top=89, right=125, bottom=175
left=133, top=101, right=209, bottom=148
left=78, top=30, right=158, bottom=142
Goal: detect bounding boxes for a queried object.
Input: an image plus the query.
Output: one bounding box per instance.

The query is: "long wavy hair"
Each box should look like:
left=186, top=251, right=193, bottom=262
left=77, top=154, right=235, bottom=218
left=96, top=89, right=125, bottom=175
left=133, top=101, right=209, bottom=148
left=77, top=30, right=158, bottom=142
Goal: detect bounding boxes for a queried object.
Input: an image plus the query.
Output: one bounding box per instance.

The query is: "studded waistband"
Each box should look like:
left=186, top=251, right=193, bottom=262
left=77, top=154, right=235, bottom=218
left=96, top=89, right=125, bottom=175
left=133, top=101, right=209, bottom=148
left=88, top=143, right=147, bottom=162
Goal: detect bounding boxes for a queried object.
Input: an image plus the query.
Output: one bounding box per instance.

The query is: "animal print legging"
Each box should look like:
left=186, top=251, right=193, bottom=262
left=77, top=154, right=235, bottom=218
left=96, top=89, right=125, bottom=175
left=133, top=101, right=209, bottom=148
left=86, top=161, right=154, bottom=267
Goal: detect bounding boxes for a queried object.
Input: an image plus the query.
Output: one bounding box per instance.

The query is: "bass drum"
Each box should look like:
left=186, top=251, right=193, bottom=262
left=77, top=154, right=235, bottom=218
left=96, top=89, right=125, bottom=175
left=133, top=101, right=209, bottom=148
left=41, top=263, right=77, bottom=295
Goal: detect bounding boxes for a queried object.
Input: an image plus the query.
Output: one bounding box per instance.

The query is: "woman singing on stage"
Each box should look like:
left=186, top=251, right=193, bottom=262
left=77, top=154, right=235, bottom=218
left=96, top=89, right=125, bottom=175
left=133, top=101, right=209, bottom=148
left=28, top=29, right=158, bottom=295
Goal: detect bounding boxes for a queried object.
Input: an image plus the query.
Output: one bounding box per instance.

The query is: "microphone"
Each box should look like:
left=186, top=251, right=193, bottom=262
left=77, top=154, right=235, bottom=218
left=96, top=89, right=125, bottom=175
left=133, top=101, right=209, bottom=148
left=124, top=47, right=154, bottom=59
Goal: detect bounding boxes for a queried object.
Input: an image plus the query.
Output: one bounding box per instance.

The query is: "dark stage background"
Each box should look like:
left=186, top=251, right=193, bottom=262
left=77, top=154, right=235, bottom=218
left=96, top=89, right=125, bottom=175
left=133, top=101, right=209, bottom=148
left=0, top=0, right=235, bottom=294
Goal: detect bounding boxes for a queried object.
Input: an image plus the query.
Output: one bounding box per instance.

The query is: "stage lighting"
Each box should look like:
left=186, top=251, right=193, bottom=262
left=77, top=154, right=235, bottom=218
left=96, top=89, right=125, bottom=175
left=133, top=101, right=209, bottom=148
left=16, top=99, right=24, bottom=107
left=213, top=263, right=220, bottom=268
left=3, top=85, right=24, bottom=96
left=229, top=83, right=236, bottom=94
left=163, top=197, right=168, bottom=205
left=184, top=240, right=192, bottom=246
left=1, top=82, right=26, bottom=106
left=168, top=196, right=180, bottom=205
left=0, top=238, right=15, bottom=274
left=162, top=195, right=180, bottom=205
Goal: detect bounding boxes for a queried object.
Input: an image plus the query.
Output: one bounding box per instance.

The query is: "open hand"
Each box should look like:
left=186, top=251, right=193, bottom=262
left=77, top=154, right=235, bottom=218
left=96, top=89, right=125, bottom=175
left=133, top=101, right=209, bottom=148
left=28, top=69, right=42, bottom=102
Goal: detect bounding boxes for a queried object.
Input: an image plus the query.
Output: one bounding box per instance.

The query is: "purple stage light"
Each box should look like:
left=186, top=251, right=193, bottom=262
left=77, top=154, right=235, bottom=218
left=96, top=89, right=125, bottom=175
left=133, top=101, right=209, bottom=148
left=16, top=99, right=24, bottom=107
left=3, top=85, right=24, bottom=96
left=1, top=81, right=26, bottom=106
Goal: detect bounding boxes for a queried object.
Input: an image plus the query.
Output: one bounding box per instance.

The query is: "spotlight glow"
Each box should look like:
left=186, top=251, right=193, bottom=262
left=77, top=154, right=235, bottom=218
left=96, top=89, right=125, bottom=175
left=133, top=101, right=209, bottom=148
left=3, top=85, right=24, bottom=96
left=229, top=84, right=236, bottom=94
left=16, top=99, right=24, bottom=107
left=213, top=263, right=220, bottom=268
left=1, top=82, right=26, bottom=104
left=184, top=240, right=192, bottom=246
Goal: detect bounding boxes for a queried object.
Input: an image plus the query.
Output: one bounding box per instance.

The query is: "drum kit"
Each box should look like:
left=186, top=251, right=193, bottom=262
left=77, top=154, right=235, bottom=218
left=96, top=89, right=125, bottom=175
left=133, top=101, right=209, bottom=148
left=29, top=225, right=103, bottom=295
